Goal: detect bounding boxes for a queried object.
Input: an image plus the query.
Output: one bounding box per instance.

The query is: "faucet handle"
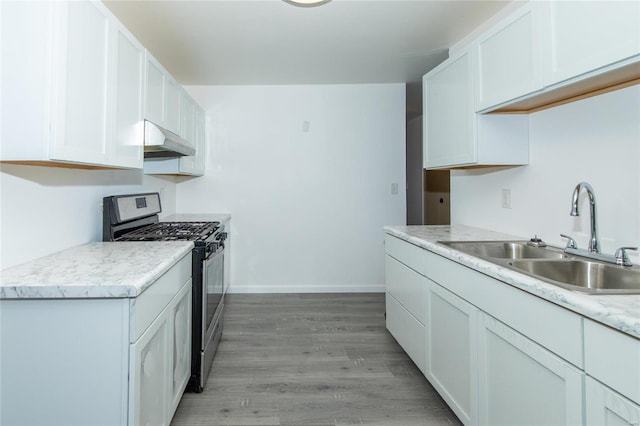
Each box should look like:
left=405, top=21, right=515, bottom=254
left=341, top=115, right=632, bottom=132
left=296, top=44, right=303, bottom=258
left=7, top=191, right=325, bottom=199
left=560, top=234, right=578, bottom=251
left=614, top=247, right=637, bottom=266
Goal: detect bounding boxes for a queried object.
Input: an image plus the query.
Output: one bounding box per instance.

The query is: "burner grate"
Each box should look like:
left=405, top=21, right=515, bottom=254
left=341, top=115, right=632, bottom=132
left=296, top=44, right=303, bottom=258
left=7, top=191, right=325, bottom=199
left=116, top=221, right=218, bottom=242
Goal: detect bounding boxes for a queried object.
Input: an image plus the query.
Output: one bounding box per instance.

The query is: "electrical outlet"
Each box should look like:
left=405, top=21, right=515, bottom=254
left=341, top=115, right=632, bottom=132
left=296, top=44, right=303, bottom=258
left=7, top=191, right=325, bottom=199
left=501, top=188, right=511, bottom=209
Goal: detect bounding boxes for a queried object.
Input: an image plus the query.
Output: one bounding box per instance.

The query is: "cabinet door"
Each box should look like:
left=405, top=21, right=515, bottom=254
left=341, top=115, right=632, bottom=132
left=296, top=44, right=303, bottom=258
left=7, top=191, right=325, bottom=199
left=475, top=2, right=542, bottom=111
left=478, top=313, right=583, bottom=425
left=0, top=1, right=54, bottom=161
left=111, top=21, right=144, bottom=168
left=423, top=49, right=475, bottom=169
left=129, top=308, right=170, bottom=426
left=169, top=283, right=192, bottom=419
left=542, top=1, right=640, bottom=86
left=145, top=53, right=166, bottom=126
left=178, top=93, right=197, bottom=174
left=165, top=77, right=182, bottom=135
left=50, top=1, right=111, bottom=165
left=425, top=281, right=477, bottom=425
left=586, top=377, right=640, bottom=426
left=180, top=92, right=195, bottom=143
left=193, top=106, right=207, bottom=175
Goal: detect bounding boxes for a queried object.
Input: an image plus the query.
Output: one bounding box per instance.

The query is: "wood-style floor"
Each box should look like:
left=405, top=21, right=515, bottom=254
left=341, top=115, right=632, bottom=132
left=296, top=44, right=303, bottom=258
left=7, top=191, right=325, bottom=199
left=171, top=293, right=461, bottom=426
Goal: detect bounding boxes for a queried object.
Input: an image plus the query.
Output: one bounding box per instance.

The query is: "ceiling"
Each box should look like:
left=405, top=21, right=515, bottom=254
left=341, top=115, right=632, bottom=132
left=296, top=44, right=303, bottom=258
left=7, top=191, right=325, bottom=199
left=104, top=0, right=511, bottom=115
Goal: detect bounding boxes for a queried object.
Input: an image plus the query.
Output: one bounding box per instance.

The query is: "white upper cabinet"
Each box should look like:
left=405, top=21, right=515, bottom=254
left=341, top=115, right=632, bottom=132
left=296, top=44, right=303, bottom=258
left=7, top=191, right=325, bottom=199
left=144, top=52, right=182, bottom=136
left=165, top=78, right=183, bottom=135
left=423, top=48, right=529, bottom=169
left=470, top=0, right=639, bottom=113
left=112, top=20, right=145, bottom=168
left=145, top=56, right=165, bottom=128
left=143, top=94, right=206, bottom=177
left=474, top=1, right=543, bottom=111
left=50, top=1, right=110, bottom=165
left=0, top=1, right=144, bottom=169
left=180, top=91, right=196, bottom=145
left=541, top=1, right=640, bottom=87
left=423, top=49, right=475, bottom=168
left=178, top=102, right=207, bottom=176
left=193, top=106, right=207, bottom=174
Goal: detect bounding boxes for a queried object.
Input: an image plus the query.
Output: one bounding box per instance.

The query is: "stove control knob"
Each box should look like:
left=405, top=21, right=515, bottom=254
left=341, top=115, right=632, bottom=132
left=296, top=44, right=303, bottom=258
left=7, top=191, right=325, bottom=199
left=219, top=232, right=228, bottom=241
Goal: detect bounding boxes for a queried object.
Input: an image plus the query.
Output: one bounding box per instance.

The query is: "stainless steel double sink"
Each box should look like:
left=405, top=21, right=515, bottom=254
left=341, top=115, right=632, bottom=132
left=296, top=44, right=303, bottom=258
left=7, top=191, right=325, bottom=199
left=439, top=241, right=640, bottom=294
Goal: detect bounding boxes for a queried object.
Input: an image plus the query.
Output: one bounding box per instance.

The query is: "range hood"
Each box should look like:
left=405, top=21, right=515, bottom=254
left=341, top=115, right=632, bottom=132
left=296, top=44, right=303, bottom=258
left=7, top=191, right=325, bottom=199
left=143, top=120, right=195, bottom=159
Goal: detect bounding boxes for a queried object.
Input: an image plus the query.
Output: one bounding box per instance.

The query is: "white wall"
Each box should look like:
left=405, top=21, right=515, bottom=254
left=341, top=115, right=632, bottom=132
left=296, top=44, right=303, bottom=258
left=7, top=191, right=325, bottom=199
left=178, top=84, right=406, bottom=293
left=451, top=85, right=640, bottom=262
left=0, top=166, right=177, bottom=269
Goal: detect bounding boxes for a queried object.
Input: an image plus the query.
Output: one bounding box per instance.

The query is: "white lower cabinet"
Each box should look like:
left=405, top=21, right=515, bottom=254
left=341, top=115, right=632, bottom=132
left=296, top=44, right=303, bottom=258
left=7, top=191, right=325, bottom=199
left=385, top=293, right=425, bottom=372
left=385, top=252, right=426, bottom=372
left=478, top=313, right=584, bottom=425
left=170, top=284, right=193, bottom=416
left=130, top=306, right=171, bottom=426
left=129, top=281, right=192, bottom=426
left=0, top=254, right=192, bottom=426
left=425, top=281, right=478, bottom=425
left=586, top=377, right=640, bottom=426
left=384, top=234, right=636, bottom=426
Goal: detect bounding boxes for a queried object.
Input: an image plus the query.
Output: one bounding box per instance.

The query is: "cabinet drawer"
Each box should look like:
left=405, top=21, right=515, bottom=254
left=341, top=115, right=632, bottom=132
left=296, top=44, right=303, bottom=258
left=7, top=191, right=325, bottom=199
left=385, top=255, right=426, bottom=324
left=385, top=234, right=425, bottom=275
left=386, top=292, right=425, bottom=373
left=130, top=254, right=191, bottom=342
left=424, top=249, right=583, bottom=367
left=584, top=319, right=640, bottom=405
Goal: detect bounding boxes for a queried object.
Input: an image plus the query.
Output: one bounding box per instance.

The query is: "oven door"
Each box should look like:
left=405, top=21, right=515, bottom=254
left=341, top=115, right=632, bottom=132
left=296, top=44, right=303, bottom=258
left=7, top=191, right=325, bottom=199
left=202, top=244, right=224, bottom=354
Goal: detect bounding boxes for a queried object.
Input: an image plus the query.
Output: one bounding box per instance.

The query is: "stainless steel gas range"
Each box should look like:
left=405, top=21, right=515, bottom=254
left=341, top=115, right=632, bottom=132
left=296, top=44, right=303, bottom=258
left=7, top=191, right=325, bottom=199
left=103, top=192, right=226, bottom=392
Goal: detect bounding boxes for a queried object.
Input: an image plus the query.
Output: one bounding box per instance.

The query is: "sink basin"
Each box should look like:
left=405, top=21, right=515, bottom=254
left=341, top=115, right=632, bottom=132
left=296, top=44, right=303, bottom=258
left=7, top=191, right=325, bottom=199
left=441, top=241, right=566, bottom=260
left=509, top=259, right=640, bottom=294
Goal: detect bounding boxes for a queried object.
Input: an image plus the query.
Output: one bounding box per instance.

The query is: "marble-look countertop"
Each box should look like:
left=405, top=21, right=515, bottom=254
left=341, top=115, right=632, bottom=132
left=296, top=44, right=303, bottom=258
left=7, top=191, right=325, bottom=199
left=164, top=213, right=231, bottom=223
left=385, top=225, right=640, bottom=339
left=0, top=241, right=193, bottom=299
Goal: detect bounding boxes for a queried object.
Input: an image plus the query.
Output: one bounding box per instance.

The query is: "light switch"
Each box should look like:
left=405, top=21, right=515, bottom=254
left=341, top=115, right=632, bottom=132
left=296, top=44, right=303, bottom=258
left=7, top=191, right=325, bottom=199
left=302, top=121, right=310, bottom=132
left=391, top=183, right=399, bottom=195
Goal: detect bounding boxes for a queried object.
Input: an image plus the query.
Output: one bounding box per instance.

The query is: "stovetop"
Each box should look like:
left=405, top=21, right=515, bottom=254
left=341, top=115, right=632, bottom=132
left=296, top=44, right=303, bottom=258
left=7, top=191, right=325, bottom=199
left=115, top=221, right=219, bottom=242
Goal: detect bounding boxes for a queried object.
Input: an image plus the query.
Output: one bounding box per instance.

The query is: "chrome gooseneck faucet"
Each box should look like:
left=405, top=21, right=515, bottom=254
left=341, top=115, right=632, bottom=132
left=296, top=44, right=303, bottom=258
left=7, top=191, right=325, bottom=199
left=561, top=181, right=637, bottom=266
left=570, top=182, right=599, bottom=253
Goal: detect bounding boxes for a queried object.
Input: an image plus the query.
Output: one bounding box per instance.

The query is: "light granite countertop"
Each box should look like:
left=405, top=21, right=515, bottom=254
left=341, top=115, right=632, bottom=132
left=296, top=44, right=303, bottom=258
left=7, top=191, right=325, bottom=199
left=164, top=213, right=231, bottom=223
left=385, top=224, right=640, bottom=339
left=0, top=241, right=193, bottom=299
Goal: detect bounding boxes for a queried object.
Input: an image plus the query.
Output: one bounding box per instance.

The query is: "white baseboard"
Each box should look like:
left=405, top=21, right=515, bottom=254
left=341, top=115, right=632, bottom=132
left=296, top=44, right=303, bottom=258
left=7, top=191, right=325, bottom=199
left=226, top=283, right=385, bottom=294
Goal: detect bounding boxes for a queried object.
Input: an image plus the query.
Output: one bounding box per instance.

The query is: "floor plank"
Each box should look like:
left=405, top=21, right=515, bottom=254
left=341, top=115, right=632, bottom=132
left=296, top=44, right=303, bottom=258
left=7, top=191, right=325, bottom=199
left=171, top=293, right=461, bottom=426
